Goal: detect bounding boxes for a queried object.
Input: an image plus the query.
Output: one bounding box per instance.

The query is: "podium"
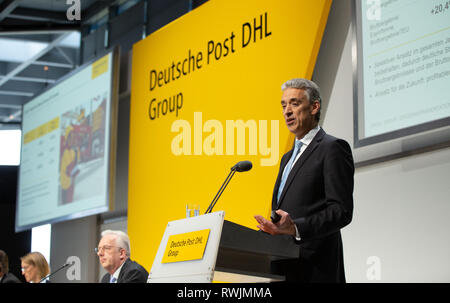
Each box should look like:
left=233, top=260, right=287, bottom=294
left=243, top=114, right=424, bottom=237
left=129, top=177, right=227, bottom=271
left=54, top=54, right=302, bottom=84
left=148, top=211, right=299, bottom=283
left=214, top=220, right=299, bottom=282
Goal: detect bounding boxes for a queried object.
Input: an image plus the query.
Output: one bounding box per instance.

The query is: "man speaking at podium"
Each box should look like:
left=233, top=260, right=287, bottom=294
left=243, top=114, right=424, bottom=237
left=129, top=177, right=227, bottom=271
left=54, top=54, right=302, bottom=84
left=255, top=78, right=354, bottom=283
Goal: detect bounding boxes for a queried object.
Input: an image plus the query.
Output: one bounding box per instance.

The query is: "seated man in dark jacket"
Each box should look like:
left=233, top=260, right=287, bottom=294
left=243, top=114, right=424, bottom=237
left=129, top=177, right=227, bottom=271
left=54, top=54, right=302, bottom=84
left=96, top=230, right=148, bottom=283
left=0, top=250, right=21, bottom=283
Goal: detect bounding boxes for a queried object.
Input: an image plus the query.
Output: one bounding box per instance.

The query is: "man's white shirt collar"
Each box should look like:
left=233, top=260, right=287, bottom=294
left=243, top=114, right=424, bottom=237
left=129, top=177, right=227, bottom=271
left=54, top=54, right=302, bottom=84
left=111, top=259, right=126, bottom=282
left=296, top=125, right=320, bottom=147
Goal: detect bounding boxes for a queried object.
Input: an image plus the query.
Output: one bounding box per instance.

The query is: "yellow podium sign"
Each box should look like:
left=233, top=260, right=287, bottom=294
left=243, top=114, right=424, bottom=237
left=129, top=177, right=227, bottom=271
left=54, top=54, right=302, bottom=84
left=162, top=229, right=210, bottom=263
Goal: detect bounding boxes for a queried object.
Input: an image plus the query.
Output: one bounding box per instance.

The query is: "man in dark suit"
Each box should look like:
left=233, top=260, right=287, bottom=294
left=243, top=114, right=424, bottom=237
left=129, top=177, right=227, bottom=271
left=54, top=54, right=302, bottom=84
left=97, top=230, right=148, bottom=283
left=254, top=78, right=354, bottom=283
left=0, top=250, right=21, bottom=283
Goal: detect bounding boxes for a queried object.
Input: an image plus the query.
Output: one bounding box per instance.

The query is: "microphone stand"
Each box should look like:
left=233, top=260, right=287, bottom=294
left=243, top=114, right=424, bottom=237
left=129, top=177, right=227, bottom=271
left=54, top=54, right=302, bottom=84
left=204, top=168, right=237, bottom=214
left=39, top=262, right=73, bottom=283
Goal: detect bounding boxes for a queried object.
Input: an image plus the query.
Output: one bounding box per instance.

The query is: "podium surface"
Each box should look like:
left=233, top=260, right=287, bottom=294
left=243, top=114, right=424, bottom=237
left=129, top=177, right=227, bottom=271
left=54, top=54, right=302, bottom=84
left=148, top=212, right=300, bottom=283
left=214, top=220, right=299, bottom=282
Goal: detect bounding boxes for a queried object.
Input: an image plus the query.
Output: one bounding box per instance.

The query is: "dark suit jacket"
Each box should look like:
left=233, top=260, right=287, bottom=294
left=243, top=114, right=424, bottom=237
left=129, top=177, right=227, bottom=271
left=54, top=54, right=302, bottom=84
left=0, top=272, right=21, bottom=283
left=101, top=258, right=148, bottom=283
left=273, top=128, right=354, bottom=283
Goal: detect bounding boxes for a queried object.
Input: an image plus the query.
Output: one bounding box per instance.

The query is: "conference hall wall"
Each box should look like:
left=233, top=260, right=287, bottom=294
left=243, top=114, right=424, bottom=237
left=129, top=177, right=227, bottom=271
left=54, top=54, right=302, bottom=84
left=128, top=0, right=332, bottom=270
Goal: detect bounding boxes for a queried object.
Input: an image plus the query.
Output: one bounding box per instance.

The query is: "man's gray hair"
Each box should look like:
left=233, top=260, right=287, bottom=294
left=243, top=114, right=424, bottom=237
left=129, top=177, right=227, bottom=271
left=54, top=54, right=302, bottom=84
left=281, top=78, right=322, bottom=121
left=101, top=230, right=131, bottom=257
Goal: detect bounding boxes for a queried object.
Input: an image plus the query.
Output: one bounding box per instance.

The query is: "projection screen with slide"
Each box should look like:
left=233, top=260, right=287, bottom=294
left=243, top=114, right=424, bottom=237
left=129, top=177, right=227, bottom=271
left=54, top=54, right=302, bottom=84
left=353, top=0, right=450, bottom=162
left=16, top=51, right=118, bottom=232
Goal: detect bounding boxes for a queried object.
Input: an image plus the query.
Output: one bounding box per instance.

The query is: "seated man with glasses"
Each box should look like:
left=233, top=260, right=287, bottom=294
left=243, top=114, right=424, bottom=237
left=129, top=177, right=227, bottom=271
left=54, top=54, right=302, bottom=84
left=96, top=230, right=148, bottom=283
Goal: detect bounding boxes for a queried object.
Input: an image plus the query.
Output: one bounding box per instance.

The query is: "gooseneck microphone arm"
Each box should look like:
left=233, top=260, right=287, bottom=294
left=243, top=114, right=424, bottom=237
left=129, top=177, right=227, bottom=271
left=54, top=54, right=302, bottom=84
left=204, top=161, right=252, bottom=215
left=39, top=262, right=74, bottom=283
left=204, top=169, right=236, bottom=214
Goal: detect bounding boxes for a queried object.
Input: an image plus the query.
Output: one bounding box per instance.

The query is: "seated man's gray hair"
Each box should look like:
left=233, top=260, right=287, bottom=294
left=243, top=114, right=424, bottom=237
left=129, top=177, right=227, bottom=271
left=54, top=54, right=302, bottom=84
left=101, top=230, right=131, bottom=257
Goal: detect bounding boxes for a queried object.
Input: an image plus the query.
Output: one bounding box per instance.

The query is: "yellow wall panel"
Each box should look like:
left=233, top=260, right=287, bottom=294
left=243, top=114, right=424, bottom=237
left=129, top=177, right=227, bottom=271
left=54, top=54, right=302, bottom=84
left=128, top=0, right=331, bottom=271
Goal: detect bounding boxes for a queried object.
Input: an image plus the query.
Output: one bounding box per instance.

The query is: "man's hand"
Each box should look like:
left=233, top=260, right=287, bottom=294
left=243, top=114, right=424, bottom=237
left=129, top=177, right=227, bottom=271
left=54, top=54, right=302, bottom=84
left=254, top=209, right=296, bottom=236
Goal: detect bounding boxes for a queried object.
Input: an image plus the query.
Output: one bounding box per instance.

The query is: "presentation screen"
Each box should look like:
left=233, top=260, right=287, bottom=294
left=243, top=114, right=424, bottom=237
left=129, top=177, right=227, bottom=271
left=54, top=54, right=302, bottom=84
left=16, top=51, right=117, bottom=232
left=353, top=0, right=450, bottom=158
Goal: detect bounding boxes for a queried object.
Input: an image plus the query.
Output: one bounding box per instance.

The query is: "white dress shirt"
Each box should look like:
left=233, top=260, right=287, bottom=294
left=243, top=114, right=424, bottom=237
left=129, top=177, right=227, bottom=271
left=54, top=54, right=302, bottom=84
left=110, top=260, right=126, bottom=283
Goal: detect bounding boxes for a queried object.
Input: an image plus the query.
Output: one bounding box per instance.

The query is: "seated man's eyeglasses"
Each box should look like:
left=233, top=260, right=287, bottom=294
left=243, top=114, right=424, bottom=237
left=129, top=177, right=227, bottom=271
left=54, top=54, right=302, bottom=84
left=94, top=245, right=122, bottom=254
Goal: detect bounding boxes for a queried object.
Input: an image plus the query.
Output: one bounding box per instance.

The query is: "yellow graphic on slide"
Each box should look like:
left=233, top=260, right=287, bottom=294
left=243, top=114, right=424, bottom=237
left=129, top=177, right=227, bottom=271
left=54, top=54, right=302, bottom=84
left=58, top=93, right=107, bottom=205
left=128, top=0, right=331, bottom=272
left=23, top=117, right=59, bottom=144
left=91, top=54, right=109, bottom=79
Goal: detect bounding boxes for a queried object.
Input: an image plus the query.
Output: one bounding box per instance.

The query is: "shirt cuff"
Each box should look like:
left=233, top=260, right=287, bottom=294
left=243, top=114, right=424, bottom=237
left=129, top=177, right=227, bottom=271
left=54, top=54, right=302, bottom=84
left=294, top=224, right=301, bottom=241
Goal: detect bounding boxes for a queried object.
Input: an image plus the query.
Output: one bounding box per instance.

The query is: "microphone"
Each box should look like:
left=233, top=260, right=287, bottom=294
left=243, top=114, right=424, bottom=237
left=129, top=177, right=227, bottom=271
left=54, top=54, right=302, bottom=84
left=204, top=161, right=252, bottom=214
left=231, top=160, right=252, bottom=172
left=271, top=210, right=281, bottom=223
left=39, top=262, right=74, bottom=283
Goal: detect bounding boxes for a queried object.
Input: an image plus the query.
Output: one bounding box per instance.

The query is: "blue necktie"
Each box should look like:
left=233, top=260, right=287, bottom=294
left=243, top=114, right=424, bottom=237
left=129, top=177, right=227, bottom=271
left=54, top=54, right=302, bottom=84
left=277, top=140, right=303, bottom=203
left=110, top=276, right=117, bottom=283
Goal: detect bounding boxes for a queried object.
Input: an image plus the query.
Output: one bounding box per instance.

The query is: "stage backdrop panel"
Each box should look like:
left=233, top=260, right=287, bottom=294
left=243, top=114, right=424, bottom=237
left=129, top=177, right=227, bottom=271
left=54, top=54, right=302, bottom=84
left=128, top=0, right=331, bottom=271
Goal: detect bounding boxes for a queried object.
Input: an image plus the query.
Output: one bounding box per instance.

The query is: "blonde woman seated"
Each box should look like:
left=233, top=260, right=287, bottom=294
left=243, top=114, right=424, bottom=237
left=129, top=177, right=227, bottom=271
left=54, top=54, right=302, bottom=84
left=21, top=252, right=50, bottom=283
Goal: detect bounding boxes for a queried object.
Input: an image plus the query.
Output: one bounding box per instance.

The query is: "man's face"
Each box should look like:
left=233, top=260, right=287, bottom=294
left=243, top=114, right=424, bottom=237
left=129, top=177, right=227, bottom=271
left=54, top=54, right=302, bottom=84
left=97, top=235, right=126, bottom=274
left=281, top=88, right=320, bottom=139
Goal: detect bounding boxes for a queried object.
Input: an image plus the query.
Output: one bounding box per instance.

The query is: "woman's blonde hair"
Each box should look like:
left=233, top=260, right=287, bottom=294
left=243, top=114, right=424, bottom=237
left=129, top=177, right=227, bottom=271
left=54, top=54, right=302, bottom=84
left=21, top=252, right=50, bottom=280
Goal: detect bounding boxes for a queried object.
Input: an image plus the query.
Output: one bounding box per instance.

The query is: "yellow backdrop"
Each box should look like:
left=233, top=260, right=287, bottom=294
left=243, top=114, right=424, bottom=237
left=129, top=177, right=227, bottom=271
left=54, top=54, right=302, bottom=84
left=128, top=0, right=331, bottom=272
